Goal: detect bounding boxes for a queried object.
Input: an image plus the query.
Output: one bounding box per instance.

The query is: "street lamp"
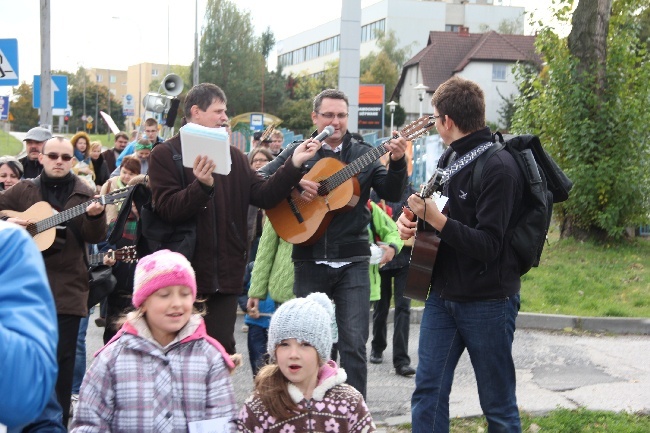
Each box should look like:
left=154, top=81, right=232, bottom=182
left=414, top=83, right=428, bottom=118
left=387, top=100, right=398, bottom=133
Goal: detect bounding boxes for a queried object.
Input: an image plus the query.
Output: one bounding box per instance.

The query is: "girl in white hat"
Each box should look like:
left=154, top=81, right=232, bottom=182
left=237, top=292, right=376, bottom=433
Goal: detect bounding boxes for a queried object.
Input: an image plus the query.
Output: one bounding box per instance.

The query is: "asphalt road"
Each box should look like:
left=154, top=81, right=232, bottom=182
left=84, top=309, right=650, bottom=427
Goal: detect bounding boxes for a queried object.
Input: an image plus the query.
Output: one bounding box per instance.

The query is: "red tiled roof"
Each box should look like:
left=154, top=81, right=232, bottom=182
left=393, top=31, right=541, bottom=101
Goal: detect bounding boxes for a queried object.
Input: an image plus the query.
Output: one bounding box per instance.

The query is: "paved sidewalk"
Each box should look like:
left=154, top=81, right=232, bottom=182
left=85, top=308, right=650, bottom=429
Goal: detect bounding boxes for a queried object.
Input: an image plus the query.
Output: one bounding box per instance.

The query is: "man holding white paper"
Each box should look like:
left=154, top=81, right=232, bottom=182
left=148, top=83, right=320, bottom=354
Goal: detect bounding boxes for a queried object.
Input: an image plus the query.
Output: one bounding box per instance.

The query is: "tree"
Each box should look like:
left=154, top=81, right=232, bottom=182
left=361, top=51, right=399, bottom=97
left=9, top=83, right=39, bottom=131
left=200, top=0, right=266, bottom=116
left=511, top=0, right=650, bottom=240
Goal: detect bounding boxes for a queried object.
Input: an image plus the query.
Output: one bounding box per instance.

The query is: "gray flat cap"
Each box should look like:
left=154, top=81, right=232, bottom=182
left=24, top=127, right=52, bottom=142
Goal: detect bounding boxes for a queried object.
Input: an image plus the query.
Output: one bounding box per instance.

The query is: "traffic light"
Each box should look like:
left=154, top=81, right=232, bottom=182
left=64, top=115, right=69, bottom=125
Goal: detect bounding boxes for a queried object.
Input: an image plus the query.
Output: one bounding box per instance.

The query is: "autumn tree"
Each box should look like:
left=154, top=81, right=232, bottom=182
left=8, top=83, right=39, bottom=131
left=200, top=0, right=266, bottom=116
left=512, top=0, right=650, bottom=240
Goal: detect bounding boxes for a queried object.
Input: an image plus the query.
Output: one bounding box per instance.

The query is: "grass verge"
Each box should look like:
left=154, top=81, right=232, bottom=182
left=388, top=409, right=650, bottom=432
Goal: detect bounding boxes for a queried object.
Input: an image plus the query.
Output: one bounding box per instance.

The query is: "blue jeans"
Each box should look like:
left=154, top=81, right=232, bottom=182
left=72, top=309, right=92, bottom=394
left=14, top=388, right=66, bottom=433
left=247, top=324, right=269, bottom=377
left=412, top=293, right=521, bottom=433
left=294, top=261, right=370, bottom=398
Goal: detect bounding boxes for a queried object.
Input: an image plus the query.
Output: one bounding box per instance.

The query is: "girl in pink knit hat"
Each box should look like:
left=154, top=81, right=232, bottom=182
left=71, top=250, right=238, bottom=432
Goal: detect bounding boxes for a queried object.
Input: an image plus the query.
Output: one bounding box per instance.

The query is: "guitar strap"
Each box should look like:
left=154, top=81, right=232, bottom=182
left=438, top=141, right=496, bottom=186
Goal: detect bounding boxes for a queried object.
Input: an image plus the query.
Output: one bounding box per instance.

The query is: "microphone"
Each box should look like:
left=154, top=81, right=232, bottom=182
left=313, top=125, right=335, bottom=142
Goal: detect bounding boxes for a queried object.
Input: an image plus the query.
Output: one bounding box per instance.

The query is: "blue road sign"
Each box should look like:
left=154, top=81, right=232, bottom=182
left=0, top=95, right=9, bottom=120
left=0, top=39, right=19, bottom=86
left=33, top=75, right=68, bottom=109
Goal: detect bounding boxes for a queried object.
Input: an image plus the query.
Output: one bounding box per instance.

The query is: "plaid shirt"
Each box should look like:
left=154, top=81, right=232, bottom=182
left=70, top=315, right=237, bottom=432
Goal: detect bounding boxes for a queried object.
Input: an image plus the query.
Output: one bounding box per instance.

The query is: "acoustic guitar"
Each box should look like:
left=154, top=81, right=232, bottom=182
left=89, top=245, right=138, bottom=266
left=1, top=186, right=133, bottom=252
left=266, top=115, right=436, bottom=245
left=404, top=169, right=447, bottom=301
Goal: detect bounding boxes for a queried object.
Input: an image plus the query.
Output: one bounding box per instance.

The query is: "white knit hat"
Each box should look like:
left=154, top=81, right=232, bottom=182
left=267, top=293, right=338, bottom=361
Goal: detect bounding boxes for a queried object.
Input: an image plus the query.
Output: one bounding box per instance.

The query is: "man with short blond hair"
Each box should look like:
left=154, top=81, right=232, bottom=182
left=113, top=118, right=163, bottom=174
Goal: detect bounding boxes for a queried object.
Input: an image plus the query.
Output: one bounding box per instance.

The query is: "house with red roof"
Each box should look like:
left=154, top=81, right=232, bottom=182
left=392, top=29, right=542, bottom=128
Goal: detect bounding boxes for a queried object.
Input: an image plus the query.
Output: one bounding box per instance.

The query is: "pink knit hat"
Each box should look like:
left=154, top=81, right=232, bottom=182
left=132, top=249, right=197, bottom=308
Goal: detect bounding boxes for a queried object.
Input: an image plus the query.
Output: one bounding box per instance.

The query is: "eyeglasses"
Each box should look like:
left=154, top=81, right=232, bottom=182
left=432, top=114, right=443, bottom=122
left=43, top=152, right=74, bottom=162
left=316, top=112, right=348, bottom=120
left=252, top=158, right=270, bottom=164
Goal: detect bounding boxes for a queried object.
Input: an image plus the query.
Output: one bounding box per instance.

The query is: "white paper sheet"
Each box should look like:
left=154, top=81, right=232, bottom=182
left=179, top=123, right=231, bottom=175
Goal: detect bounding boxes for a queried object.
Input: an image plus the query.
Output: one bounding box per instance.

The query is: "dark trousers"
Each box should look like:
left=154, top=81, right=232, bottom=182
left=57, top=314, right=81, bottom=427
left=294, top=261, right=370, bottom=398
left=247, top=323, right=269, bottom=377
left=201, top=292, right=239, bottom=354
left=372, top=265, right=412, bottom=368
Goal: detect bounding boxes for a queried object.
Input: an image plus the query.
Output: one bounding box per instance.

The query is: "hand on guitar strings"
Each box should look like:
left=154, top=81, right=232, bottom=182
left=103, top=249, right=117, bottom=267
left=397, top=207, right=417, bottom=240
left=406, top=193, right=447, bottom=232
left=291, top=179, right=320, bottom=202
left=3, top=216, right=29, bottom=228
left=86, top=198, right=105, bottom=217
left=385, top=133, right=408, bottom=161
left=291, top=137, right=323, bottom=168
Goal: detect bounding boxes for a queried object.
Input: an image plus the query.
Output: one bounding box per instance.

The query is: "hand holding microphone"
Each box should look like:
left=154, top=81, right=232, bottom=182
left=291, top=125, right=335, bottom=168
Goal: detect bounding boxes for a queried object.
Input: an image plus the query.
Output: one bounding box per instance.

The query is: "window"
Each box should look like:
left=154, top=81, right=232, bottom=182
left=152, top=69, right=159, bottom=77
left=96, top=74, right=103, bottom=83
left=110, top=75, right=117, bottom=84
left=445, top=24, right=461, bottom=32
left=492, top=64, right=507, bottom=81
left=361, top=19, right=385, bottom=42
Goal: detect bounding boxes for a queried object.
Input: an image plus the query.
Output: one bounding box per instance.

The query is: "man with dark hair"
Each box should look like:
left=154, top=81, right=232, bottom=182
left=19, top=126, right=52, bottom=178
left=0, top=136, right=107, bottom=427
left=113, top=118, right=164, bottom=173
left=397, top=76, right=524, bottom=432
left=148, top=83, right=319, bottom=354
left=252, top=88, right=408, bottom=398
left=101, top=131, right=129, bottom=173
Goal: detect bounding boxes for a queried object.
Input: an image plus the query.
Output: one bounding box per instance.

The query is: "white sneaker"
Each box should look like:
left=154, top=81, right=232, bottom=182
left=70, top=394, right=79, bottom=417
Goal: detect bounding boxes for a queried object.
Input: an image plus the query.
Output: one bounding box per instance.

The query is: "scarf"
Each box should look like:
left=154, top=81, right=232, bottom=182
left=40, top=171, right=75, bottom=211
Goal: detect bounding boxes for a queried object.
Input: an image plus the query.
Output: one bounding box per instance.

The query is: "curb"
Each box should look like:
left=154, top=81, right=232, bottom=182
left=384, top=307, right=650, bottom=335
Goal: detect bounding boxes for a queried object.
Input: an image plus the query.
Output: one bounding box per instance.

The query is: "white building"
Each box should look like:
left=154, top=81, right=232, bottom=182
left=277, top=0, right=525, bottom=77
left=393, top=30, right=540, bottom=127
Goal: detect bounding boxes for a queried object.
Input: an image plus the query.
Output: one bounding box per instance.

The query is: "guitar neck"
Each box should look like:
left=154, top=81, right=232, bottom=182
left=89, top=251, right=107, bottom=266
left=323, top=143, right=388, bottom=192
left=34, top=200, right=96, bottom=233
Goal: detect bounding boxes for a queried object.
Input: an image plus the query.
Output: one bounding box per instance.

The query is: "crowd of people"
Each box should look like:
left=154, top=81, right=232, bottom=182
left=1, top=76, right=525, bottom=433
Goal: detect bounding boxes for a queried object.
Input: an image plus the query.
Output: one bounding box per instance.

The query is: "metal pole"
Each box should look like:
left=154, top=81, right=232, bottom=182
left=193, top=0, right=200, bottom=85
left=83, top=68, right=86, bottom=132
left=39, top=0, right=52, bottom=128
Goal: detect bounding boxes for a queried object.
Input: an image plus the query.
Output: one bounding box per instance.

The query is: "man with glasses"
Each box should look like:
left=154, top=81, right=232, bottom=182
left=19, top=126, right=52, bottom=178
left=397, top=76, right=524, bottom=433
left=101, top=131, right=130, bottom=173
left=112, top=118, right=164, bottom=176
left=254, top=88, right=408, bottom=398
left=0, top=136, right=107, bottom=427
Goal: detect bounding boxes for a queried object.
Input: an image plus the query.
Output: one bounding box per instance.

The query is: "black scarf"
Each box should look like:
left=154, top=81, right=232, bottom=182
left=40, top=171, right=75, bottom=212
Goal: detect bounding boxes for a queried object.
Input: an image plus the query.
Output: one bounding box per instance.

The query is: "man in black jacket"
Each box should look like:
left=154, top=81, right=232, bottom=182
left=254, top=89, right=408, bottom=398
left=19, top=126, right=51, bottom=178
left=398, top=76, right=524, bottom=433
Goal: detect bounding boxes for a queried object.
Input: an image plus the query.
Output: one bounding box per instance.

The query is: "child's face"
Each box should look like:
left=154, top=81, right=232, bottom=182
left=141, top=285, right=194, bottom=346
left=276, top=338, right=320, bottom=398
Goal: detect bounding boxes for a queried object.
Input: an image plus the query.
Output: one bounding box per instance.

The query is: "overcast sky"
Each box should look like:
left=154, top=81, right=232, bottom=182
left=0, top=0, right=564, bottom=98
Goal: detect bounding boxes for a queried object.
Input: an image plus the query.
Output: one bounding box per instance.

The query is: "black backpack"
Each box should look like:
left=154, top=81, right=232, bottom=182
left=471, top=132, right=573, bottom=275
